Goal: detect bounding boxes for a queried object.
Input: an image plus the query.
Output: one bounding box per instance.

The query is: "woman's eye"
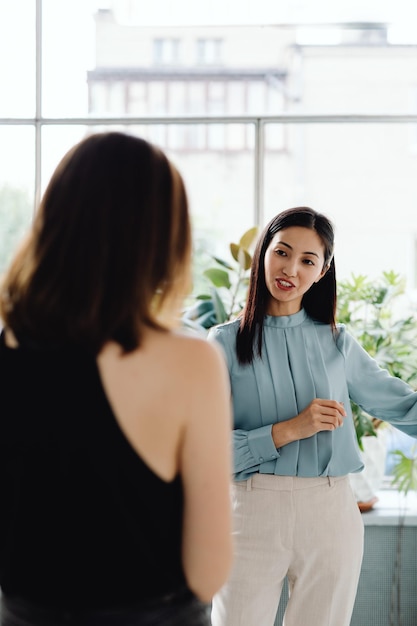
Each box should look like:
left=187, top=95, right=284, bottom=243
left=303, top=259, right=314, bottom=265
left=276, top=249, right=286, bottom=256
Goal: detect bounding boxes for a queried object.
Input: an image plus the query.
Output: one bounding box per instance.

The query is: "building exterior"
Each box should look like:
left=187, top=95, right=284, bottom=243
left=87, top=9, right=417, bottom=293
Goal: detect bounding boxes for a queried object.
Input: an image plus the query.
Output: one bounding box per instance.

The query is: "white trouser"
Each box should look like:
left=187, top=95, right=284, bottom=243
left=211, top=474, right=364, bottom=626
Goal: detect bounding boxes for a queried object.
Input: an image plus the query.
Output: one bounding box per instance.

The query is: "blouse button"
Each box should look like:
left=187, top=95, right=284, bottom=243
left=259, top=457, right=264, bottom=462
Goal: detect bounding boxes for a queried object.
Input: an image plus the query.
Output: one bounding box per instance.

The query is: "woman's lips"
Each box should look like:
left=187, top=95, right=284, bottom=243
left=276, top=278, right=294, bottom=291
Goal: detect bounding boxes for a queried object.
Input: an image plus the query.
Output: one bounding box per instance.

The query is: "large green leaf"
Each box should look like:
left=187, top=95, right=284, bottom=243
left=352, top=403, right=377, bottom=450
left=239, top=226, right=259, bottom=250
left=230, top=243, right=252, bottom=270
left=204, top=267, right=231, bottom=289
left=212, top=256, right=235, bottom=271
left=197, top=309, right=219, bottom=329
left=182, top=298, right=215, bottom=321
left=211, top=287, right=228, bottom=324
left=390, top=447, right=417, bottom=495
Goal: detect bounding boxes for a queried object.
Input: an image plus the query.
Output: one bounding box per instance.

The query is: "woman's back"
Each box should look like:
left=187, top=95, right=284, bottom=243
left=0, top=330, right=184, bottom=610
left=0, top=326, right=232, bottom=609
left=97, top=326, right=233, bottom=603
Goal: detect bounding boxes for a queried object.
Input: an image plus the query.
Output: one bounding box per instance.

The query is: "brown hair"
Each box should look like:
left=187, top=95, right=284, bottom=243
left=0, top=132, right=192, bottom=354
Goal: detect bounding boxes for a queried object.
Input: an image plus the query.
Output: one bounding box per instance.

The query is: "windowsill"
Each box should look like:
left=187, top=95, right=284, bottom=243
left=361, top=489, right=417, bottom=526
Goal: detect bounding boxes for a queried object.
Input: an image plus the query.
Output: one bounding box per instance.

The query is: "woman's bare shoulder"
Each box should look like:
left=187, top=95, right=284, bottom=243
left=168, top=328, right=226, bottom=368
left=99, top=330, right=224, bottom=385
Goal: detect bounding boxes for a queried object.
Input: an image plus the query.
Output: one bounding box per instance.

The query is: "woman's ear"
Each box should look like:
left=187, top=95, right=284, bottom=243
left=314, top=264, right=329, bottom=283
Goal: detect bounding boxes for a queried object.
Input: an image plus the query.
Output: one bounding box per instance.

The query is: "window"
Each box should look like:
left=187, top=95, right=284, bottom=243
left=127, top=82, right=148, bottom=115
left=3, top=1, right=417, bottom=279
left=148, top=81, right=167, bottom=115
left=188, top=82, right=206, bottom=115
left=207, top=81, right=225, bottom=114
left=153, top=38, right=180, bottom=65
left=196, top=38, right=222, bottom=64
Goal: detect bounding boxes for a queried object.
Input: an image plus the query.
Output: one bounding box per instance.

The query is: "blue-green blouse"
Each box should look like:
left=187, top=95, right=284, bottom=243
left=208, top=309, right=417, bottom=480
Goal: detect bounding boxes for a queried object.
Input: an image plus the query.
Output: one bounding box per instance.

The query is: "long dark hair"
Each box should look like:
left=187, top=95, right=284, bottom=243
left=236, top=206, right=336, bottom=364
left=0, top=132, right=191, bottom=355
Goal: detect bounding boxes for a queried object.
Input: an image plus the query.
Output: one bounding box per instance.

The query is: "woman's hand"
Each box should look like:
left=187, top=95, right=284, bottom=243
left=271, top=398, right=346, bottom=447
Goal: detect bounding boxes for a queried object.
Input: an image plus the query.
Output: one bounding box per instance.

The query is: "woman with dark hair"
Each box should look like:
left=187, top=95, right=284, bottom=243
left=209, top=206, right=417, bottom=626
left=0, top=131, right=233, bottom=626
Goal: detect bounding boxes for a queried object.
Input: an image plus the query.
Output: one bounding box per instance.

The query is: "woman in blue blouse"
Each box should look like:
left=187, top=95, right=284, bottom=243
left=209, top=207, right=417, bottom=626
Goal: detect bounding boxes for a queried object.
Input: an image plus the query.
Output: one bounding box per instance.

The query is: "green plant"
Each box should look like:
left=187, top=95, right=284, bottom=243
left=0, top=185, right=33, bottom=274
left=390, top=445, right=417, bottom=496
left=182, top=226, right=258, bottom=330
left=336, top=271, right=417, bottom=454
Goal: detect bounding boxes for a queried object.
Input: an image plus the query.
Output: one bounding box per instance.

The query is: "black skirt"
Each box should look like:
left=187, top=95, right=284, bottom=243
left=0, top=587, right=210, bottom=626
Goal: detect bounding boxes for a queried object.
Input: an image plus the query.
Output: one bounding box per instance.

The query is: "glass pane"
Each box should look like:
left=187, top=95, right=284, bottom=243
left=41, top=126, right=97, bottom=194
left=39, top=12, right=417, bottom=119
left=161, top=124, right=256, bottom=297
left=264, top=122, right=417, bottom=283
left=169, top=82, right=186, bottom=115
left=41, top=123, right=255, bottom=299
left=0, top=127, right=35, bottom=273
left=42, top=1, right=99, bottom=116
left=148, top=82, right=167, bottom=115
left=127, top=82, right=148, bottom=115
left=298, top=34, right=417, bottom=113
left=188, top=82, right=206, bottom=115
left=228, top=82, right=246, bottom=115
left=265, top=121, right=417, bottom=479
left=0, top=0, right=35, bottom=117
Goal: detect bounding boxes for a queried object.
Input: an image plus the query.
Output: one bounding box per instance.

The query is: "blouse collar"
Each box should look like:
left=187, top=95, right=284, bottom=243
left=264, top=308, right=308, bottom=328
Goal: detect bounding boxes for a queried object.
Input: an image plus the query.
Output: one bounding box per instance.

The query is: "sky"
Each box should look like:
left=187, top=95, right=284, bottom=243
left=104, top=0, right=417, bottom=35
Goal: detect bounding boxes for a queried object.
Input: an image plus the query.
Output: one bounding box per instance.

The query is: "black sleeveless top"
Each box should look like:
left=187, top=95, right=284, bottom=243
left=0, top=331, right=186, bottom=610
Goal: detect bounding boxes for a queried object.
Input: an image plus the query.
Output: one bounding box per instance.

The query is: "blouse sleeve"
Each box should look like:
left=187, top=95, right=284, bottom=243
left=340, top=327, right=417, bottom=438
left=233, top=426, right=279, bottom=474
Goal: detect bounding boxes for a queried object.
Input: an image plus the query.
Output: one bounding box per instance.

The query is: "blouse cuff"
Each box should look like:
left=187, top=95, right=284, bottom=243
left=247, top=424, right=280, bottom=464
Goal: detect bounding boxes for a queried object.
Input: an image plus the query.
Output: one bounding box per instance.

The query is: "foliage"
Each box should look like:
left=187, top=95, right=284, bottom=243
left=337, top=272, right=417, bottom=383
left=390, top=445, right=417, bottom=495
left=182, top=226, right=258, bottom=330
left=0, top=185, right=33, bottom=274
left=336, top=271, right=417, bottom=454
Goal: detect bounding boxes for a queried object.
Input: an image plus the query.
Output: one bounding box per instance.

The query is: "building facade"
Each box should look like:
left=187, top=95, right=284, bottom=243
left=87, top=9, right=417, bottom=291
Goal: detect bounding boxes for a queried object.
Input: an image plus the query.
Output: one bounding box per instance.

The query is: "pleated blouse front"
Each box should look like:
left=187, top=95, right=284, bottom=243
left=209, top=309, right=417, bottom=480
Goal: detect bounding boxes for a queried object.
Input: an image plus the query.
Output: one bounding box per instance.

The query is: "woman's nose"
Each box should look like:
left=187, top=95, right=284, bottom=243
left=282, top=264, right=297, bottom=277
